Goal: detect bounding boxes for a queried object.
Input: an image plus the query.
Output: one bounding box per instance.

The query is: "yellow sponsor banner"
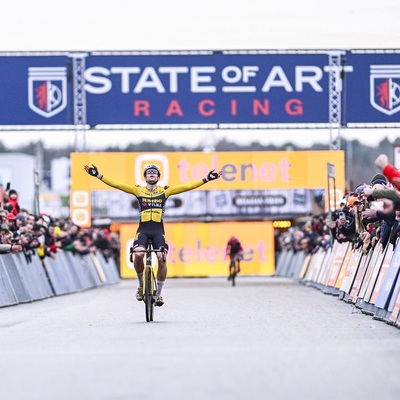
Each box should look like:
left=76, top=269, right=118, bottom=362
left=71, top=151, right=344, bottom=190
left=119, top=221, right=274, bottom=278
left=70, top=151, right=344, bottom=226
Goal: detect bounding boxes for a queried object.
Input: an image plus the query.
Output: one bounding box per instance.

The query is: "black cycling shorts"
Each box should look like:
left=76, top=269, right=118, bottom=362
left=133, top=225, right=168, bottom=251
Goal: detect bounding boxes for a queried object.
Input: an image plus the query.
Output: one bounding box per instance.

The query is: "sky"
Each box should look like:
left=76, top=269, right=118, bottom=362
left=1, top=0, right=400, bottom=150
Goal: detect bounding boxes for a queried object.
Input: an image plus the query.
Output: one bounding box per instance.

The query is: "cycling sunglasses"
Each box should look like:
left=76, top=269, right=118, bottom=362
left=146, top=169, right=159, bottom=175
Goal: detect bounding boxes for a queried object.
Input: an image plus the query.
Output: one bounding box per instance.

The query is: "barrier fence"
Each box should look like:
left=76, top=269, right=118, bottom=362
left=0, top=251, right=120, bottom=308
left=275, top=240, right=400, bottom=329
left=6, top=238, right=400, bottom=329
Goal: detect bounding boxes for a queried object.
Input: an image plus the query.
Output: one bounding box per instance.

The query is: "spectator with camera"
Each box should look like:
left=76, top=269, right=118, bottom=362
left=335, top=197, right=356, bottom=241
left=369, top=154, right=400, bottom=248
left=362, top=179, right=400, bottom=250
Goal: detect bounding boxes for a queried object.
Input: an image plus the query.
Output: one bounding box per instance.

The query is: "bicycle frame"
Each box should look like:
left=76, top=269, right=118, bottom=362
left=130, top=242, right=166, bottom=322
left=229, top=254, right=241, bottom=287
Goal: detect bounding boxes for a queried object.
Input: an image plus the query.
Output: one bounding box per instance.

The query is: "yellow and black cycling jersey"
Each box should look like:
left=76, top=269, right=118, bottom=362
left=100, top=176, right=204, bottom=224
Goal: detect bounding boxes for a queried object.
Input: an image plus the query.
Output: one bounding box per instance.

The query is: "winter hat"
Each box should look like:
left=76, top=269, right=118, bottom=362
left=15, top=213, right=25, bottom=222
left=0, top=223, right=10, bottom=231
left=7, top=213, right=15, bottom=221
left=371, top=173, right=387, bottom=186
left=347, top=196, right=361, bottom=208
left=354, top=184, right=365, bottom=195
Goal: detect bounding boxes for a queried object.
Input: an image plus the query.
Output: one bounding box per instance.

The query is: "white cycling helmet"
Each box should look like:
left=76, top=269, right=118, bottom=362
left=143, top=164, right=161, bottom=177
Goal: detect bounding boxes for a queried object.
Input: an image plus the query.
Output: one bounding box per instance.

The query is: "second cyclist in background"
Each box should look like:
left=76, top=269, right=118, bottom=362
left=226, top=236, right=244, bottom=280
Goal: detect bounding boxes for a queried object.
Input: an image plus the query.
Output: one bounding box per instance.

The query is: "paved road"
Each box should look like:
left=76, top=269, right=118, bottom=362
left=0, top=276, right=399, bottom=400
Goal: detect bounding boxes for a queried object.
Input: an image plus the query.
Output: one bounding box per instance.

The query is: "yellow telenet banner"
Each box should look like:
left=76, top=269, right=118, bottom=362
left=72, top=151, right=344, bottom=190
left=70, top=151, right=344, bottom=227
left=119, top=221, right=275, bottom=278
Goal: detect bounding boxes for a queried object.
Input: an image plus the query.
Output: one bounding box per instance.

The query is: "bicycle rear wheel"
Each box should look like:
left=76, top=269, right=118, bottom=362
left=144, top=267, right=154, bottom=322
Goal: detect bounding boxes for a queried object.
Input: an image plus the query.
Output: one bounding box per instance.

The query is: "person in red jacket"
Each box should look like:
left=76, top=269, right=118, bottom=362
left=5, top=189, right=20, bottom=216
left=374, top=154, right=400, bottom=190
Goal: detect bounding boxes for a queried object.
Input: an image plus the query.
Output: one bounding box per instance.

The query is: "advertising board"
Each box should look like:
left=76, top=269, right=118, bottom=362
left=70, top=151, right=345, bottom=227
left=84, top=52, right=329, bottom=125
left=345, top=52, right=400, bottom=124
left=119, top=220, right=275, bottom=278
left=1, top=50, right=399, bottom=127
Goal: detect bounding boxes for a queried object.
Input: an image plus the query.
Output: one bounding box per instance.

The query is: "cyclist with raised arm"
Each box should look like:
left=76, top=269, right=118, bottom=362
left=84, top=163, right=222, bottom=306
left=226, top=235, right=244, bottom=279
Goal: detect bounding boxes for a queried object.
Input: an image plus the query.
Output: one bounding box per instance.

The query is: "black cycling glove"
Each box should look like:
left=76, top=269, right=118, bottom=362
left=207, top=170, right=219, bottom=181
left=203, top=170, right=219, bottom=183
left=87, top=164, right=99, bottom=177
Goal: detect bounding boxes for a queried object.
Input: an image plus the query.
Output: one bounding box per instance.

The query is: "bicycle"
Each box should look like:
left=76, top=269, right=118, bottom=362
left=228, top=254, right=241, bottom=287
left=130, top=241, right=166, bottom=322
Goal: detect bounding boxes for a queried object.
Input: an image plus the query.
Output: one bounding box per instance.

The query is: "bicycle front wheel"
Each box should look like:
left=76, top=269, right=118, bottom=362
left=144, top=267, right=154, bottom=322
left=229, top=262, right=236, bottom=287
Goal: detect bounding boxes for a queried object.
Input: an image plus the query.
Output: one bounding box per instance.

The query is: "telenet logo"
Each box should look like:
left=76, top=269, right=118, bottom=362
left=135, top=153, right=292, bottom=185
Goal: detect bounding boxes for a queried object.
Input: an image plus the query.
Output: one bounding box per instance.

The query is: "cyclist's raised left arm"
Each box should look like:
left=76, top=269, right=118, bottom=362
left=166, top=180, right=203, bottom=196
left=166, top=169, right=222, bottom=196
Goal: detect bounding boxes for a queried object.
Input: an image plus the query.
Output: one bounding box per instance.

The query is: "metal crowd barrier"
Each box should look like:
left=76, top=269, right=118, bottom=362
left=0, top=250, right=120, bottom=307
left=275, top=240, right=400, bottom=329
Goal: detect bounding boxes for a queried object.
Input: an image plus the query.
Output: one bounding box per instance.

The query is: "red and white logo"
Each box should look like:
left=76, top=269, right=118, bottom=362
left=370, top=65, right=400, bottom=115
left=28, top=67, right=67, bottom=118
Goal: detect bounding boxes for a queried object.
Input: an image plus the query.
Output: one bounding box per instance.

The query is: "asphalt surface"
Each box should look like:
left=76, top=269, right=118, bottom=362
left=0, top=276, right=399, bottom=400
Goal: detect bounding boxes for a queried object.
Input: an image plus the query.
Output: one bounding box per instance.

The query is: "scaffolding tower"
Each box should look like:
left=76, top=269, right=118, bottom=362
left=327, top=51, right=344, bottom=150
left=72, top=53, right=88, bottom=152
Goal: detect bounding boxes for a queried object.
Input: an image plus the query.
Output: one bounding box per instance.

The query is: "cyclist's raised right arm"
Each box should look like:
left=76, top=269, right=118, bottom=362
left=101, top=176, right=140, bottom=195
left=84, top=164, right=139, bottom=195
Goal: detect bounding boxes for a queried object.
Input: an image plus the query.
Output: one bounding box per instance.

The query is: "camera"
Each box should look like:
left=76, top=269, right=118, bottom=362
left=331, top=211, right=339, bottom=221
left=339, top=212, right=346, bottom=219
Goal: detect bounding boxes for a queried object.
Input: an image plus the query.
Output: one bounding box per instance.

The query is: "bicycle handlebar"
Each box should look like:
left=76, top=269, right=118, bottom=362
left=129, top=246, right=167, bottom=263
left=130, top=247, right=166, bottom=253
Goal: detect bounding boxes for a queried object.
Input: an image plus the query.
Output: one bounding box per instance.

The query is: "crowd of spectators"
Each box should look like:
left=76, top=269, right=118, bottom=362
left=0, top=186, right=120, bottom=268
left=276, top=153, right=400, bottom=258
left=5, top=152, right=400, bottom=271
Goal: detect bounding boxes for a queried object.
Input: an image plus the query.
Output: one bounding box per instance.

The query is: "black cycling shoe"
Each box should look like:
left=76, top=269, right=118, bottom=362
left=155, top=295, right=164, bottom=306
